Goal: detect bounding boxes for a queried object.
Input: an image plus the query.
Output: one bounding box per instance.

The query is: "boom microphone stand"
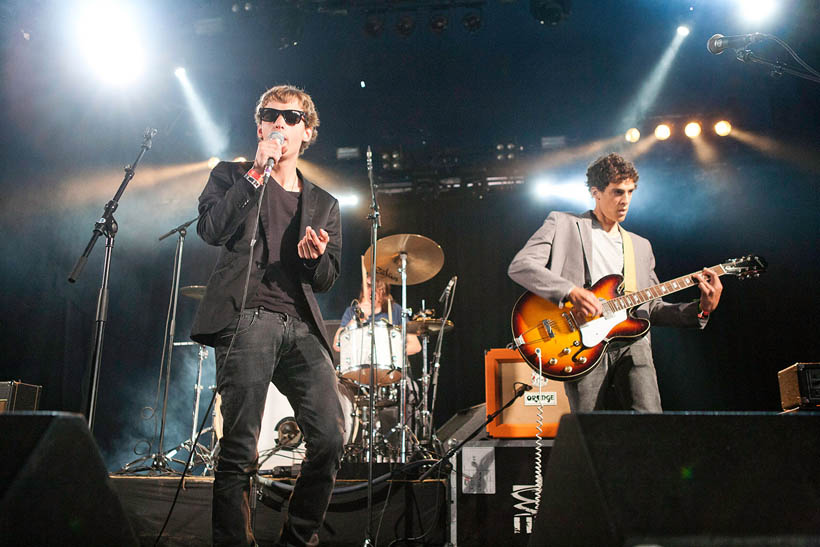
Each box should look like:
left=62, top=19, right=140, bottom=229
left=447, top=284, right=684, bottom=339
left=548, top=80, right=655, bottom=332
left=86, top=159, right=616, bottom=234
left=364, top=146, right=379, bottom=547
left=68, top=128, right=157, bottom=431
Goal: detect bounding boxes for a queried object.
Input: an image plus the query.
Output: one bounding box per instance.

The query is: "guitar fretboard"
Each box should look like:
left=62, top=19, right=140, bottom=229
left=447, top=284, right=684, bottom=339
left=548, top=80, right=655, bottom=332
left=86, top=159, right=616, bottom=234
left=604, top=264, right=727, bottom=313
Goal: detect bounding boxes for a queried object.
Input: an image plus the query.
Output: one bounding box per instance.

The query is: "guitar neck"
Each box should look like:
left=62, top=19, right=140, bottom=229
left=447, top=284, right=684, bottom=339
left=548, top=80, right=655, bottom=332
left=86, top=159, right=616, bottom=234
left=605, top=263, right=727, bottom=313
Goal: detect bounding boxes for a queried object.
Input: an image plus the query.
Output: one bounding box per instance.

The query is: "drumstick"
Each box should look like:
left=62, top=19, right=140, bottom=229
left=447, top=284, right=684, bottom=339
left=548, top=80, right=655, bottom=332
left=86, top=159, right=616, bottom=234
left=387, top=294, right=393, bottom=324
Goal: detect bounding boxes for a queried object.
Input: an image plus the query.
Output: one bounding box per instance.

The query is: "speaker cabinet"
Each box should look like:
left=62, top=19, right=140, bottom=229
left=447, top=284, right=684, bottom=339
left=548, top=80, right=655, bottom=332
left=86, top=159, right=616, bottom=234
left=778, top=362, right=820, bottom=410
left=0, top=412, right=137, bottom=546
left=484, top=348, right=570, bottom=438
left=529, top=412, right=820, bottom=547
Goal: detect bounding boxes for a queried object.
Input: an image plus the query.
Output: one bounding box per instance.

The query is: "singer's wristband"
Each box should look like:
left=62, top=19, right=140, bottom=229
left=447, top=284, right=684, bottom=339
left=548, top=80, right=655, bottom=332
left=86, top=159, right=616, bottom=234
left=244, top=168, right=263, bottom=189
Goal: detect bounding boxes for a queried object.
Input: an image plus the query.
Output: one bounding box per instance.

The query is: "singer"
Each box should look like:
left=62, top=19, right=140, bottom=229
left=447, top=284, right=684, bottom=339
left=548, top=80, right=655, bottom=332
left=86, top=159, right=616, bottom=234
left=508, top=153, right=723, bottom=412
left=190, top=85, right=343, bottom=547
left=332, top=276, right=421, bottom=356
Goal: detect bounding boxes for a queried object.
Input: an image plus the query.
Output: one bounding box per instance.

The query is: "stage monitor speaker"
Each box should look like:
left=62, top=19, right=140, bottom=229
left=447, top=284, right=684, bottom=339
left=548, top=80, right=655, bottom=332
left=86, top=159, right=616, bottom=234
left=778, top=362, right=820, bottom=410
left=0, top=412, right=138, bottom=546
left=485, top=348, right=570, bottom=438
left=529, top=412, right=820, bottom=547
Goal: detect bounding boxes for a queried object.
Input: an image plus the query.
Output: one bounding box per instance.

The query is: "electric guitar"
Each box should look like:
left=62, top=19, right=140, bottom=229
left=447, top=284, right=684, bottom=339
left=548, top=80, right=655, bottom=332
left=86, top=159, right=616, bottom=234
left=510, top=255, right=767, bottom=381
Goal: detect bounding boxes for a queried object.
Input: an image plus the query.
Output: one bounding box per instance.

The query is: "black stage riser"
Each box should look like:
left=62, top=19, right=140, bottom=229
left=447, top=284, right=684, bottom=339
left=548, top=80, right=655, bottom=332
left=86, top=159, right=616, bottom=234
left=111, top=475, right=447, bottom=546
left=529, top=412, right=820, bottom=547
left=0, top=412, right=138, bottom=547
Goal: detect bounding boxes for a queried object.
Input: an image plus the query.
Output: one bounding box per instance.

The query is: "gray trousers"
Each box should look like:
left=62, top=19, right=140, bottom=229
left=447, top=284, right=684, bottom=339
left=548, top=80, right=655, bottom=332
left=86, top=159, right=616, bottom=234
left=563, top=337, right=662, bottom=413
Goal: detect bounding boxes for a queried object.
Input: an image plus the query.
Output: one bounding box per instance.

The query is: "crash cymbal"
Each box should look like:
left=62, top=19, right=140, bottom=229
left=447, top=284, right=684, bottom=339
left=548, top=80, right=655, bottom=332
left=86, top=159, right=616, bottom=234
left=363, top=234, right=444, bottom=286
left=180, top=285, right=207, bottom=299
left=405, top=318, right=454, bottom=336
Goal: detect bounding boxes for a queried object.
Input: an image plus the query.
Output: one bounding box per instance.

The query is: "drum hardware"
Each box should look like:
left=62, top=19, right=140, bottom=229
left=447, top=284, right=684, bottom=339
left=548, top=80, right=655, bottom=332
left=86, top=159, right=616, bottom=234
left=363, top=233, right=444, bottom=464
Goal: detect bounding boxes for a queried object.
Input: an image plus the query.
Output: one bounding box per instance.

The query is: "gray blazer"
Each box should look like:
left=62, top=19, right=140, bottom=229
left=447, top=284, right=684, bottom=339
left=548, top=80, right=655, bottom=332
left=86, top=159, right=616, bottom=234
left=508, top=210, right=705, bottom=329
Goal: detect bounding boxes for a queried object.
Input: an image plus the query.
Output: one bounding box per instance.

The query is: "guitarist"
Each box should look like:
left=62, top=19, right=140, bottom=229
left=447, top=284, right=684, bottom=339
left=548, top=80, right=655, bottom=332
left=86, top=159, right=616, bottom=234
left=508, top=153, right=723, bottom=412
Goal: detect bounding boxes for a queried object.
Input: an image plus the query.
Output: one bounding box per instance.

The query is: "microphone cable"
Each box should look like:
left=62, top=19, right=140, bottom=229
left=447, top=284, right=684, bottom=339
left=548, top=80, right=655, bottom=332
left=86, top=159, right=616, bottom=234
left=153, top=168, right=269, bottom=546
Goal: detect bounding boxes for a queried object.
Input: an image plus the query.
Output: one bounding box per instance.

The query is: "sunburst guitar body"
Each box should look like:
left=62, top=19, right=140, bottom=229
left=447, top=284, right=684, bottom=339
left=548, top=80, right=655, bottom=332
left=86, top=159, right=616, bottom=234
left=510, top=255, right=767, bottom=381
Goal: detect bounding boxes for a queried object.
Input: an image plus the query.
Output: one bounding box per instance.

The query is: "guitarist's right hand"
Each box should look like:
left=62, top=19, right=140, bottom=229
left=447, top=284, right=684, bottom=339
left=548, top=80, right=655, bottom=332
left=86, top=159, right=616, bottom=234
left=567, top=286, right=602, bottom=318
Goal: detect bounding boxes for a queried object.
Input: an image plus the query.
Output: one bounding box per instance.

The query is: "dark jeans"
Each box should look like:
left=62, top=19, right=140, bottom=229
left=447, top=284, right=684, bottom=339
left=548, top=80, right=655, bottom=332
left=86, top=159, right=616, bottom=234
left=212, top=308, right=345, bottom=547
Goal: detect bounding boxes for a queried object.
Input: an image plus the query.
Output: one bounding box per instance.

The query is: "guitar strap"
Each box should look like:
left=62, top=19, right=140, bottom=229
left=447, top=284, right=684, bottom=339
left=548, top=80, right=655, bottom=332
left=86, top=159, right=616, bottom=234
left=619, top=225, right=638, bottom=294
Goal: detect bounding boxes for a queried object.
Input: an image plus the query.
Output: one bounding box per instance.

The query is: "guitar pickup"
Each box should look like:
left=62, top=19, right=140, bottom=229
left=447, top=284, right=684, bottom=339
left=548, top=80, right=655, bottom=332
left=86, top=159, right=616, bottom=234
left=561, top=312, right=577, bottom=333
left=541, top=320, right=555, bottom=338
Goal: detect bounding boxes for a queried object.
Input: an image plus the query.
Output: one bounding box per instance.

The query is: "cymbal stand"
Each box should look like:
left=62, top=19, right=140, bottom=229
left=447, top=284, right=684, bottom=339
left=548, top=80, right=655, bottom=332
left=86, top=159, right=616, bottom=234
left=417, top=300, right=432, bottom=443
left=163, top=341, right=216, bottom=474
left=397, top=251, right=410, bottom=463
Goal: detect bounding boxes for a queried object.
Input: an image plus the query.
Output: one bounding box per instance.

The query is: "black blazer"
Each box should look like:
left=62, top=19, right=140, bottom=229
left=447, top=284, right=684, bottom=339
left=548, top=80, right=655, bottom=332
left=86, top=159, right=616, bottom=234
left=190, top=161, right=341, bottom=353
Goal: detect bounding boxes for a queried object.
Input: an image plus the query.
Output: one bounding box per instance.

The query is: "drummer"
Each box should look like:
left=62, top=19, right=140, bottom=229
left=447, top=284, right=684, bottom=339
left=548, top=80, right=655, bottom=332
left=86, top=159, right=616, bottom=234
left=333, top=276, right=422, bottom=355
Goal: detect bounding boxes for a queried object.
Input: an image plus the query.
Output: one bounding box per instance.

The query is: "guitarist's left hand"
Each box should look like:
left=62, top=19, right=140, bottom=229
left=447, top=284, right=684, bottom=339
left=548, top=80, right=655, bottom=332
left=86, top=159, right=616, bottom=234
left=693, top=267, right=723, bottom=313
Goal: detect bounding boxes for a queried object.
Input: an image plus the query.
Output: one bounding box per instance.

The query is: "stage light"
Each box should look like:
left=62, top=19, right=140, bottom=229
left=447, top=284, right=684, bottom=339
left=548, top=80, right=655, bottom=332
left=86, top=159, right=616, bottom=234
left=174, top=67, right=186, bottom=78
left=396, top=14, right=416, bottom=37
left=532, top=178, right=589, bottom=205
left=714, top=120, right=732, bottom=136
left=74, top=2, right=145, bottom=86
left=430, top=13, right=448, bottom=34
left=625, top=128, right=641, bottom=143
left=654, top=124, right=672, bottom=140
left=737, top=0, right=777, bottom=23
left=207, top=157, right=220, bottom=169
left=685, top=122, right=702, bottom=138
left=529, top=0, right=570, bottom=25
left=462, top=12, right=482, bottom=32
left=677, top=25, right=690, bottom=37
left=233, top=156, right=247, bottom=163
left=364, top=14, right=385, bottom=37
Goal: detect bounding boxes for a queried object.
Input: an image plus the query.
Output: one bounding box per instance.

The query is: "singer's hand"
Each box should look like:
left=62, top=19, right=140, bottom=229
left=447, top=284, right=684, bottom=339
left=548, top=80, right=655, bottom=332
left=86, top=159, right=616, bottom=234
left=297, top=226, right=329, bottom=260
left=253, top=137, right=284, bottom=175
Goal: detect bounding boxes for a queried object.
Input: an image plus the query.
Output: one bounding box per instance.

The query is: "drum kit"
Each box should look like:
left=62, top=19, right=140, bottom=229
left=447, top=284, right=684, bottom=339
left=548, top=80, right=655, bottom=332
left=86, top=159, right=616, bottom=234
left=117, top=228, right=455, bottom=474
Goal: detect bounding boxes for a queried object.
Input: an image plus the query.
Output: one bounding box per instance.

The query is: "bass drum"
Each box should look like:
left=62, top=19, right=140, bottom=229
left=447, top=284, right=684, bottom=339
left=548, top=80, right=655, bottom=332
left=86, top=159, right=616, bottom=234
left=214, top=379, right=359, bottom=471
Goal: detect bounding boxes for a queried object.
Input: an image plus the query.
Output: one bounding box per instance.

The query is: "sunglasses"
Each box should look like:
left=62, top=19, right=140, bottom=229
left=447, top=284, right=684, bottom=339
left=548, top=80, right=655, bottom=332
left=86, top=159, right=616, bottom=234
left=259, top=107, right=306, bottom=125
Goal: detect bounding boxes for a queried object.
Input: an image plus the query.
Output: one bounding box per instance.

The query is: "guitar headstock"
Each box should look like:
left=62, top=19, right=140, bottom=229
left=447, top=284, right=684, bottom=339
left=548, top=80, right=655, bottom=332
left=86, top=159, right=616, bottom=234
left=723, top=254, right=768, bottom=279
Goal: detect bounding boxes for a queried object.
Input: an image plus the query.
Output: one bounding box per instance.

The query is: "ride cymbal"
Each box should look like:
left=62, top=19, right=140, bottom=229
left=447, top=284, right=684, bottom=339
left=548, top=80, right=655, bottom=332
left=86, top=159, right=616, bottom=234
left=362, top=234, right=444, bottom=285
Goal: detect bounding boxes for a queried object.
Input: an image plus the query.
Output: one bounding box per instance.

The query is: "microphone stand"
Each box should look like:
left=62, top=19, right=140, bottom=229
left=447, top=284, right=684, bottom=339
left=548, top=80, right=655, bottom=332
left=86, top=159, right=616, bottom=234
left=428, top=277, right=456, bottom=447
left=418, top=384, right=532, bottom=482
left=736, top=48, right=820, bottom=83
left=68, top=128, right=157, bottom=431
left=364, top=146, right=379, bottom=547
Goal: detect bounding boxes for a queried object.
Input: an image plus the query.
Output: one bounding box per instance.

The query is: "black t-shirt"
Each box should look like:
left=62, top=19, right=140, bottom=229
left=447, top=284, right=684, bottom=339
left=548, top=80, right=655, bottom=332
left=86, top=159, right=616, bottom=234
left=247, top=181, right=311, bottom=319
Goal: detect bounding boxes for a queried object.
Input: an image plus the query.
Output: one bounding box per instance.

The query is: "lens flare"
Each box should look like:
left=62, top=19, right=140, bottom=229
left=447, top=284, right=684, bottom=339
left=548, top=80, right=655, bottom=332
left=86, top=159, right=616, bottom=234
left=714, top=120, right=732, bottom=136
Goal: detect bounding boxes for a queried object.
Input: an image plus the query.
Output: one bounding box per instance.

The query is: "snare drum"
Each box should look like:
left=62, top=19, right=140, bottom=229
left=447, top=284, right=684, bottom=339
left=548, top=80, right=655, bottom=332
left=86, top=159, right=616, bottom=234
left=214, top=380, right=358, bottom=471
left=339, top=322, right=402, bottom=385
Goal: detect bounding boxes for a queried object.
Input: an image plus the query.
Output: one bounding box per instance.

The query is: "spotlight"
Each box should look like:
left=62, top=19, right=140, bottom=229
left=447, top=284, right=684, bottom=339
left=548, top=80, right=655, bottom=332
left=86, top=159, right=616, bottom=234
left=462, top=12, right=482, bottom=32
left=677, top=25, right=690, bottom=37
left=338, top=194, right=360, bottom=208
left=233, top=156, right=248, bottom=162
left=714, top=120, right=732, bottom=136
left=174, top=67, right=187, bottom=78
left=430, top=13, right=448, bottom=33
left=396, top=14, right=416, bottom=37
left=207, top=157, right=221, bottom=169
left=529, top=0, right=570, bottom=25
left=654, top=124, right=672, bottom=140
left=684, top=122, right=702, bottom=138
left=625, top=128, right=641, bottom=143
left=738, top=0, right=777, bottom=23
left=75, top=3, right=145, bottom=86
left=364, top=14, right=385, bottom=37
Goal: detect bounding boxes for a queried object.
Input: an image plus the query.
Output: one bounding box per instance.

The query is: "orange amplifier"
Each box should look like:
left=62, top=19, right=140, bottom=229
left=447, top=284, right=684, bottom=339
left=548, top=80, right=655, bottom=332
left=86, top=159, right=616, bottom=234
left=484, top=348, right=570, bottom=438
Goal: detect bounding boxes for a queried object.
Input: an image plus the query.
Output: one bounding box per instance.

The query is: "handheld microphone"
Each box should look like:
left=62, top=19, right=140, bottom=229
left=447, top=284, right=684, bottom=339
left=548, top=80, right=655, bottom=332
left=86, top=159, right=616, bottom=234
left=707, top=33, right=763, bottom=55
left=263, top=131, right=285, bottom=179
left=438, top=275, right=457, bottom=303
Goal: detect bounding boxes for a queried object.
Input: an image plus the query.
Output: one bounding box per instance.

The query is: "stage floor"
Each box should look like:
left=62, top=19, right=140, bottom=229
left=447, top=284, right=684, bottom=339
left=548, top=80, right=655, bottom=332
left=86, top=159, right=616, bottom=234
left=111, top=471, right=449, bottom=547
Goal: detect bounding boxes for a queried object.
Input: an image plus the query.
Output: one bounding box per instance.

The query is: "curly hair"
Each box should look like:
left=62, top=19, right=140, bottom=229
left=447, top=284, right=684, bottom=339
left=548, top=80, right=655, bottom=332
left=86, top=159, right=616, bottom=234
left=254, top=84, right=320, bottom=154
left=585, top=153, right=639, bottom=191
